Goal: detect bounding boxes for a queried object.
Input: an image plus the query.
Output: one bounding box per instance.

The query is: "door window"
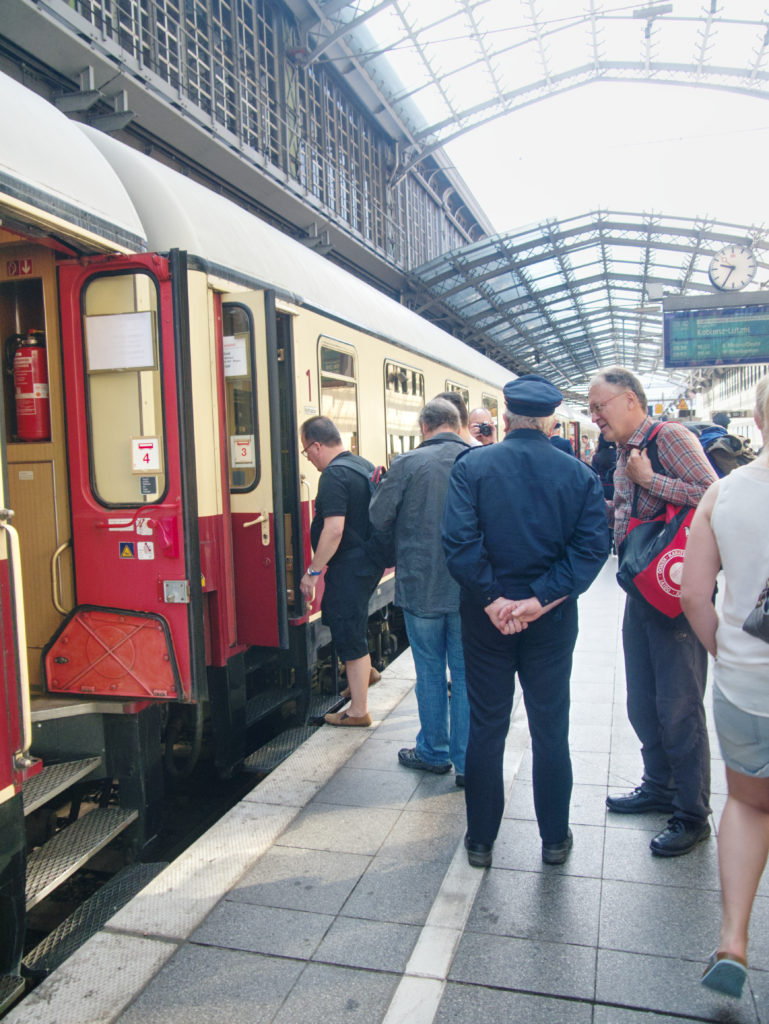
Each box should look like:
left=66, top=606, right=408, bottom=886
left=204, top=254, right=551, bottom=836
left=445, top=380, right=469, bottom=408
left=223, top=303, right=259, bottom=491
left=82, top=272, right=166, bottom=505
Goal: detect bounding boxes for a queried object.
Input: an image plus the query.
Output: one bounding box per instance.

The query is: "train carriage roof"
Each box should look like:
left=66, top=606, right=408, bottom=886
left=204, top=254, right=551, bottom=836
left=80, top=125, right=512, bottom=391
left=0, top=71, right=146, bottom=253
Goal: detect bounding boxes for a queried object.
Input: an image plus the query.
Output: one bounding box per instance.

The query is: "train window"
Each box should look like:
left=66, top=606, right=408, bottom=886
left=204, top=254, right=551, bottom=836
left=385, top=361, right=425, bottom=464
left=319, top=339, right=359, bottom=453
left=482, top=393, right=499, bottom=435
left=223, top=303, right=259, bottom=491
left=82, top=272, right=166, bottom=505
left=445, top=380, right=469, bottom=408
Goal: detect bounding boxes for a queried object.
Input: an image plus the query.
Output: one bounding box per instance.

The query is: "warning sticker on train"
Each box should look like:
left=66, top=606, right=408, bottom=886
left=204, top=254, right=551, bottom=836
left=120, top=543, right=135, bottom=559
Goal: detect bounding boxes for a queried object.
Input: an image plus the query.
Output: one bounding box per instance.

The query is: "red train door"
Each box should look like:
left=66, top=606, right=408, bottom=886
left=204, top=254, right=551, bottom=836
left=49, top=251, right=204, bottom=702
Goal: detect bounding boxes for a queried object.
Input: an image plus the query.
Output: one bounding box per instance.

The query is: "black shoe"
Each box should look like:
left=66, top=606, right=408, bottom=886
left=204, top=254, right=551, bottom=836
left=464, top=833, right=492, bottom=868
left=455, top=774, right=465, bottom=788
left=398, top=748, right=451, bottom=774
left=650, top=818, right=711, bottom=857
left=542, top=828, right=574, bottom=865
left=606, top=786, right=675, bottom=815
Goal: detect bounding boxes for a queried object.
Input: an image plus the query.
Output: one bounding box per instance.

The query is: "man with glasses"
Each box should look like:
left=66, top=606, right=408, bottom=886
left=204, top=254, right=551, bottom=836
left=588, top=366, right=717, bottom=856
left=299, top=416, right=381, bottom=727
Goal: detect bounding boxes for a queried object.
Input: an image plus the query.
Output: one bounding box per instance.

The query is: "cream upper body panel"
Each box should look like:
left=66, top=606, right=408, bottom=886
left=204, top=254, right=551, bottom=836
left=0, top=71, right=145, bottom=253
left=80, top=126, right=512, bottom=394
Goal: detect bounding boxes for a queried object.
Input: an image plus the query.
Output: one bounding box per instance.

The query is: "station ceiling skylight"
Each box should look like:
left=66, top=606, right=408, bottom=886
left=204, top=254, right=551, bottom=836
left=309, top=1, right=769, bottom=182
left=407, top=210, right=769, bottom=399
left=301, top=1, right=769, bottom=394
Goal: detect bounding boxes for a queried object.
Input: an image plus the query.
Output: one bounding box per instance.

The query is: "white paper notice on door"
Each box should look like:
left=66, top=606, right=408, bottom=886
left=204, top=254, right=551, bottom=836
left=85, top=311, right=155, bottom=372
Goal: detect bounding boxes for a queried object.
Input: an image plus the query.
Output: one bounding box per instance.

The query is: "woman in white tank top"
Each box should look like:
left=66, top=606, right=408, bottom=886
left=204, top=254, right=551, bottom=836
left=681, top=377, right=769, bottom=999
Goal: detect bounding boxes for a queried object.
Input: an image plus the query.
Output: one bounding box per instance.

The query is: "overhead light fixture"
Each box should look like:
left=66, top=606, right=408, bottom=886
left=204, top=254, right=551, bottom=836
left=633, top=3, right=673, bottom=18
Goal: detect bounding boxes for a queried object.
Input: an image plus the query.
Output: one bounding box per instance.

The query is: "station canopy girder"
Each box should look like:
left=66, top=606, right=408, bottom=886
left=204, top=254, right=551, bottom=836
left=407, top=211, right=769, bottom=400
left=299, top=1, right=769, bottom=398
left=304, top=0, right=769, bottom=181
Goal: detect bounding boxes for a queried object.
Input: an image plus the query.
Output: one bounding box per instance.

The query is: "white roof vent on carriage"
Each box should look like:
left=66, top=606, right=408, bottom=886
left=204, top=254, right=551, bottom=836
left=79, top=125, right=511, bottom=390
left=0, top=71, right=145, bottom=252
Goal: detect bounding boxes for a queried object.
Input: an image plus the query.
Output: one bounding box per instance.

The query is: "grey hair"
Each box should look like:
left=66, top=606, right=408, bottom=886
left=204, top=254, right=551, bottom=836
left=590, top=366, right=647, bottom=409
left=504, top=410, right=555, bottom=435
left=419, top=398, right=460, bottom=433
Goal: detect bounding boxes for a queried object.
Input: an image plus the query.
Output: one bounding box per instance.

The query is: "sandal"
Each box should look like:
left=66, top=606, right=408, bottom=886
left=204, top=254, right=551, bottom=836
left=701, top=951, right=748, bottom=999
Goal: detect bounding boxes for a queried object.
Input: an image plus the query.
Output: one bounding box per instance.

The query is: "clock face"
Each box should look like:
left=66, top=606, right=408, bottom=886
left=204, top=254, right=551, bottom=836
left=708, top=244, right=757, bottom=291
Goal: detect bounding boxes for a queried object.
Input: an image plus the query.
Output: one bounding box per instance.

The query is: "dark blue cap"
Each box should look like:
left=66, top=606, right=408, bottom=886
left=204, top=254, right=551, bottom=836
left=503, top=375, right=562, bottom=417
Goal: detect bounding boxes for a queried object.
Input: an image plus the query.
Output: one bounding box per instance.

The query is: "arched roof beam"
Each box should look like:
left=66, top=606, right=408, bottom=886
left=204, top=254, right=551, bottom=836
left=390, top=62, right=769, bottom=183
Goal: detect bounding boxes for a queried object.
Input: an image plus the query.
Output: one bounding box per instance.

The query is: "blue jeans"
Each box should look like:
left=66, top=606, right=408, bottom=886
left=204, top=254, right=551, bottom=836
left=403, top=610, right=469, bottom=774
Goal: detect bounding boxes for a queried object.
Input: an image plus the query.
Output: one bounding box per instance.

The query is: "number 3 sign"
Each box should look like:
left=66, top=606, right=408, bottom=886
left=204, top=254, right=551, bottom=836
left=131, top=437, right=163, bottom=474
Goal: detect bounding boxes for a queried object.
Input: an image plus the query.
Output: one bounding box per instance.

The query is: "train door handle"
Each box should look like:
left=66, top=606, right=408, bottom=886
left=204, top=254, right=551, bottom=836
left=51, top=540, right=73, bottom=615
left=243, top=512, right=270, bottom=546
left=0, top=508, right=34, bottom=767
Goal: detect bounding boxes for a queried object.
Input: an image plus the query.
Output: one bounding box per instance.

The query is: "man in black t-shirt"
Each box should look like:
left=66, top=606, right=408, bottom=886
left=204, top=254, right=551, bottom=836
left=299, top=415, right=380, bottom=727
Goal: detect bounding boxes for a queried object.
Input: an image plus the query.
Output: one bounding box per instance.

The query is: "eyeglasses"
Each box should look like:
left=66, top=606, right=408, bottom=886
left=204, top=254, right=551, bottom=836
left=300, top=441, right=317, bottom=459
left=589, top=391, right=628, bottom=417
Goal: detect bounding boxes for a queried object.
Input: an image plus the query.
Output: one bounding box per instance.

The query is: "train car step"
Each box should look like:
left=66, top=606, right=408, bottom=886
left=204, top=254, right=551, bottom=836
left=22, top=758, right=102, bottom=816
left=26, top=807, right=138, bottom=910
left=23, top=861, right=167, bottom=980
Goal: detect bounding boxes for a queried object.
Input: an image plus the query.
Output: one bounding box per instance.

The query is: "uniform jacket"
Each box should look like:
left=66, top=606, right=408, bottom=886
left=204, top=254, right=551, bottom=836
left=369, top=432, right=468, bottom=616
left=441, top=429, right=610, bottom=608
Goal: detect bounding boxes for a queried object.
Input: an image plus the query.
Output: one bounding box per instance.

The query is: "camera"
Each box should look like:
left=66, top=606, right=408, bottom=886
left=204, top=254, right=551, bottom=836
left=478, top=422, right=493, bottom=437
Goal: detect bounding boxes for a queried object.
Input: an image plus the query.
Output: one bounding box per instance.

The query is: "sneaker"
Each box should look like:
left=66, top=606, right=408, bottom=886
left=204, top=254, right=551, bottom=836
left=650, top=818, right=710, bottom=857
left=606, top=786, right=675, bottom=815
left=397, top=748, right=451, bottom=774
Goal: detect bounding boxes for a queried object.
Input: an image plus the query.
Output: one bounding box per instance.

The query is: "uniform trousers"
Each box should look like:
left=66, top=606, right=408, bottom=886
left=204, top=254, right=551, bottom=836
left=460, top=597, right=578, bottom=846
left=622, top=594, right=711, bottom=823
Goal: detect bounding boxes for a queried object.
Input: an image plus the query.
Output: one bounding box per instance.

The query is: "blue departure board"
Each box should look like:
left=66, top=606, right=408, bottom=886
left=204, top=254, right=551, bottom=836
left=664, top=300, right=769, bottom=369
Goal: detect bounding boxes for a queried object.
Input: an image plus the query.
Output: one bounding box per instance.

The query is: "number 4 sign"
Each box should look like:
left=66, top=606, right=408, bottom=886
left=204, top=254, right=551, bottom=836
left=131, top=437, right=163, bottom=474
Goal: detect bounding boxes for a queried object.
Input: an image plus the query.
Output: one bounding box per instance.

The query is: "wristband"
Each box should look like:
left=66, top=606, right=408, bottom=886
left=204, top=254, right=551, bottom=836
left=307, top=568, right=322, bottom=577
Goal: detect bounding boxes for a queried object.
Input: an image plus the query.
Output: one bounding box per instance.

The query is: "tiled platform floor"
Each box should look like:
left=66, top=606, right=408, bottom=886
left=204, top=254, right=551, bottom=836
left=8, top=559, right=769, bottom=1024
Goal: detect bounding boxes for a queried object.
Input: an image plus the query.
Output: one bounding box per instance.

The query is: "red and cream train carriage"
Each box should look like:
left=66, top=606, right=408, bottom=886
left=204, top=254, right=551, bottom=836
left=0, top=69, right=531, bottom=990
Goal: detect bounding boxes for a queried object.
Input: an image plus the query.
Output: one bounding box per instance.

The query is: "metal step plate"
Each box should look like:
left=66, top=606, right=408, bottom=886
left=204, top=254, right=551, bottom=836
left=308, top=692, right=345, bottom=724
left=23, top=757, right=103, bottom=816
left=243, top=725, right=318, bottom=773
left=26, top=807, right=138, bottom=910
left=23, top=861, right=167, bottom=978
left=0, top=975, right=25, bottom=1015
left=245, top=685, right=302, bottom=726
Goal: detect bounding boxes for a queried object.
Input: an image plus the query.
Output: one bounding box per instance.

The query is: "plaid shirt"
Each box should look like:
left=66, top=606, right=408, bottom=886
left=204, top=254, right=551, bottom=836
left=612, top=416, right=717, bottom=547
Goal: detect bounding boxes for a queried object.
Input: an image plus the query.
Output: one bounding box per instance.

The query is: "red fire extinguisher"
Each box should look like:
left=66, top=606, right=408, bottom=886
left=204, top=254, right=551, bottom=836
left=6, top=331, right=50, bottom=441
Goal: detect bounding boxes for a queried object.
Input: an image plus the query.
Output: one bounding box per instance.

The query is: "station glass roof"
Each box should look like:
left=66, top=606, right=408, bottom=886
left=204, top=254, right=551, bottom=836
left=303, top=1, right=769, bottom=397
left=407, top=211, right=769, bottom=400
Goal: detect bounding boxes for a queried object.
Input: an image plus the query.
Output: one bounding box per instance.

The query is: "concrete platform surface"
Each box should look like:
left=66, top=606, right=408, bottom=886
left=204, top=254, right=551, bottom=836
left=8, top=560, right=765, bottom=1024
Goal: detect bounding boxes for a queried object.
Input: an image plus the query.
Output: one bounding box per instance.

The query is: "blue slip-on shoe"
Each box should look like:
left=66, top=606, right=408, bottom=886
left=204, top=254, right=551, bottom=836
left=397, top=747, right=451, bottom=774
left=701, top=951, right=747, bottom=999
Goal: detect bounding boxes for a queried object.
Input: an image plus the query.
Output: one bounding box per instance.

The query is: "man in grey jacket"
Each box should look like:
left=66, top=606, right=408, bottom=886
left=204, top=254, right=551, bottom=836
left=369, top=398, right=470, bottom=785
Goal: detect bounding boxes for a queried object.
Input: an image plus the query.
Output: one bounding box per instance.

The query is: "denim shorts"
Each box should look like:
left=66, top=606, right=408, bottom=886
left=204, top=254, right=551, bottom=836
left=713, top=685, right=769, bottom=777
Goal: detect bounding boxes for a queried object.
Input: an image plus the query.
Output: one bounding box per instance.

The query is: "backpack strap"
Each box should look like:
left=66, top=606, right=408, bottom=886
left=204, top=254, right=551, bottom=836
left=628, top=422, right=667, bottom=518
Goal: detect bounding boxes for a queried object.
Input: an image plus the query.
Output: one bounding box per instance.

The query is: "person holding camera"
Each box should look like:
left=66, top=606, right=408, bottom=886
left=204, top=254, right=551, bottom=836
left=468, top=408, right=497, bottom=445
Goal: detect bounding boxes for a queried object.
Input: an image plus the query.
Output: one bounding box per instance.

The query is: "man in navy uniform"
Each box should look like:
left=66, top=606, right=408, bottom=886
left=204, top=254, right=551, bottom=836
left=442, top=375, right=610, bottom=868
left=549, top=420, right=576, bottom=456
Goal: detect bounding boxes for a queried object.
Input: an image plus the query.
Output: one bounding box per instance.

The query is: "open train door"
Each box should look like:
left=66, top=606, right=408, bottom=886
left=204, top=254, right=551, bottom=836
left=49, top=251, right=204, bottom=702
left=222, top=289, right=289, bottom=651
